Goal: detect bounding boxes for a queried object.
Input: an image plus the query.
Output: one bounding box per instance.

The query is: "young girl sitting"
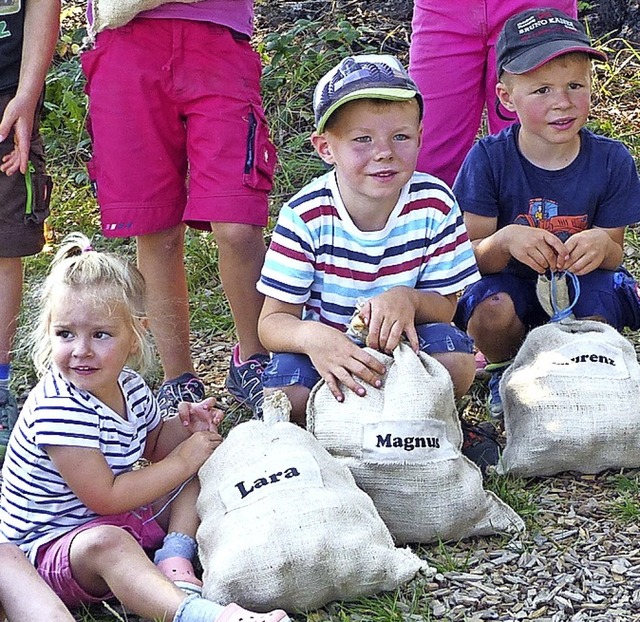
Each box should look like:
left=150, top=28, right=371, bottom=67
left=0, top=233, right=289, bottom=622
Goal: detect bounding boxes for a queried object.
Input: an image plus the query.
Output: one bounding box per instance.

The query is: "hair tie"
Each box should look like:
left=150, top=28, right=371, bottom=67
left=83, top=245, right=93, bottom=253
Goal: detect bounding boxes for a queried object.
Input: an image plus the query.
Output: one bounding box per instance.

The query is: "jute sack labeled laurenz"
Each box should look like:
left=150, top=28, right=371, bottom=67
left=498, top=319, right=640, bottom=477
left=90, top=0, right=204, bottom=34
left=307, top=343, right=524, bottom=544
left=196, top=418, right=428, bottom=613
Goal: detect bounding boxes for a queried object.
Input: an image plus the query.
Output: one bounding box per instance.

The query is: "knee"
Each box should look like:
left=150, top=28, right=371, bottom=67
left=72, top=525, right=137, bottom=561
left=138, top=224, right=185, bottom=255
left=468, top=292, right=517, bottom=333
left=211, top=223, right=265, bottom=254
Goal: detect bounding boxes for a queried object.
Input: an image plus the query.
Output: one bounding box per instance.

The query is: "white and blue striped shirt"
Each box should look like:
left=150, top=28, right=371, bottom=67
left=0, top=367, right=160, bottom=562
left=258, top=170, right=480, bottom=330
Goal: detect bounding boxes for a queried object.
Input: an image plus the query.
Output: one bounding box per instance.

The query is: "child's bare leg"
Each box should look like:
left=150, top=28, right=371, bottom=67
left=210, top=222, right=267, bottom=359
left=152, top=476, right=203, bottom=593
left=0, top=543, right=74, bottom=622
left=431, top=351, right=475, bottom=401
left=467, top=293, right=525, bottom=363
left=69, top=525, right=187, bottom=620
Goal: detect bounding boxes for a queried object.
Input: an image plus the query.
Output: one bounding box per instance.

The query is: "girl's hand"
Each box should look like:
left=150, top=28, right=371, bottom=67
left=174, top=431, right=223, bottom=472
left=177, top=397, right=224, bottom=433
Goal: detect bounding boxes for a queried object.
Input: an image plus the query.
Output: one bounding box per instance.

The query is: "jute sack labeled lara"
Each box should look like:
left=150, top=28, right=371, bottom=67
left=196, top=416, right=429, bottom=613
left=90, top=0, right=204, bottom=34
left=498, top=319, right=640, bottom=477
left=307, top=343, right=524, bottom=544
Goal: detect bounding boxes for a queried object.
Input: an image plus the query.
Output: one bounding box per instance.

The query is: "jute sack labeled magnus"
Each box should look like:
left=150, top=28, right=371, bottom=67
left=90, top=0, right=204, bottom=34
left=498, top=319, right=640, bottom=477
left=197, top=414, right=429, bottom=613
left=307, top=343, right=524, bottom=544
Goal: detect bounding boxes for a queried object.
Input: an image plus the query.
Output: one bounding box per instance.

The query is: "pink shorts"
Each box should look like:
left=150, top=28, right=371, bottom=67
left=81, top=19, right=276, bottom=237
left=35, top=507, right=165, bottom=608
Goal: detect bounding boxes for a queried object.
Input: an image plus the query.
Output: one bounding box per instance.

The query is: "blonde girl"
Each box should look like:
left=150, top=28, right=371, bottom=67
left=0, top=233, right=289, bottom=622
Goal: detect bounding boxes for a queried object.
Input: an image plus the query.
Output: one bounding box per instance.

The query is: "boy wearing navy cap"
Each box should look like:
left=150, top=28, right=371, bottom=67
left=257, top=55, right=484, bottom=436
left=453, top=8, right=640, bottom=420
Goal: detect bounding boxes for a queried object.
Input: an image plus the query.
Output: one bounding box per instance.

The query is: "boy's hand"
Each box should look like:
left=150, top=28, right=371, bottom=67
left=308, top=331, right=386, bottom=403
left=177, top=397, right=224, bottom=434
left=563, top=229, right=616, bottom=275
left=499, top=224, right=569, bottom=273
left=359, top=289, right=419, bottom=353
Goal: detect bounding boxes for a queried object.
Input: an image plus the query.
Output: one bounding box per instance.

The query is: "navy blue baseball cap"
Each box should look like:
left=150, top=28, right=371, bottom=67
left=497, top=8, right=607, bottom=76
left=313, top=54, right=423, bottom=133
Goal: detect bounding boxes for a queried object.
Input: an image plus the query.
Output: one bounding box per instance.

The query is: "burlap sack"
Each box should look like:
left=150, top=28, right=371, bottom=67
left=307, top=343, right=524, bottom=544
left=91, top=0, right=203, bottom=34
left=498, top=319, right=640, bottom=477
left=197, top=418, right=428, bottom=613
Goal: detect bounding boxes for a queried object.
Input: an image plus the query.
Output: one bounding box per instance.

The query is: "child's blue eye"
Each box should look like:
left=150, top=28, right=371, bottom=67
left=354, top=136, right=371, bottom=143
left=55, top=330, right=72, bottom=339
left=95, top=331, right=111, bottom=339
left=394, top=134, right=409, bottom=141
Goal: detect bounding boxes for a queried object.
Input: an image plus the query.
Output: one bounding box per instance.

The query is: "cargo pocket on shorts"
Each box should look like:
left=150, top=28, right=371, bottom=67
left=243, top=104, right=277, bottom=192
left=24, top=163, right=53, bottom=224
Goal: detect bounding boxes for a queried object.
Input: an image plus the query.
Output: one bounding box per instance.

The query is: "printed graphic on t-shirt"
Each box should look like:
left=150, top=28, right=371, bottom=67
left=0, top=0, right=19, bottom=16
left=514, top=197, right=588, bottom=242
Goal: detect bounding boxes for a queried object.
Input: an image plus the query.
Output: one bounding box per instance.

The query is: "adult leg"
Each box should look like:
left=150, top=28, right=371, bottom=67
left=210, top=222, right=267, bottom=360
left=0, top=543, right=73, bottom=622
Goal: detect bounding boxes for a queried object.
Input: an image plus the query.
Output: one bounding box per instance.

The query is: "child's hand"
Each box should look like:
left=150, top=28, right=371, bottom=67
left=500, top=225, right=569, bottom=273
left=563, top=228, right=618, bottom=275
left=308, top=330, right=386, bottom=403
left=177, top=397, right=224, bottom=434
left=174, top=430, right=223, bottom=471
left=359, top=289, right=419, bottom=353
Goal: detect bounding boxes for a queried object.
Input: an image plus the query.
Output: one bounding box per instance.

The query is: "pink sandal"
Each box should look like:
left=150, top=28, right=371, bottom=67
left=217, top=603, right=290, bottom=622
left=156, top=556, right=203, bottom=596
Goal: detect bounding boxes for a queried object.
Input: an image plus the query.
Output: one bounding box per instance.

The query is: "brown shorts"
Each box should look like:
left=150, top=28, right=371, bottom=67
left=0, top=91, right=52, bottom=258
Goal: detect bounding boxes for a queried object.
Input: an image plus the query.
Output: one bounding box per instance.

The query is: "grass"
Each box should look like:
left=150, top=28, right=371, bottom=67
left=12, top=3, right=640, bottom=621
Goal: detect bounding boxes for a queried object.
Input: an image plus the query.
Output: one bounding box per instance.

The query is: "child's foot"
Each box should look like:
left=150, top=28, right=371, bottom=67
left=156, top=372, right=206, bottom=419
left=216, top=603, right=290, bottom=622
left=156, top=556, right=203, bottom=596
left=226, top=344, right=270, bottom=419
left=485, top=360, right=512, bottom=423
left=460, top=419, right=501, bottom=476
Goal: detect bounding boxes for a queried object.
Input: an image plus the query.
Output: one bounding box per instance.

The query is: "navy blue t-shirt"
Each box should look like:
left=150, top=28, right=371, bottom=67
left=453, top=124, right=640, bottom=278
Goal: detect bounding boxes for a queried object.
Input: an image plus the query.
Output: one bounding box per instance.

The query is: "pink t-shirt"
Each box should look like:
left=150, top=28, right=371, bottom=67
left=139, top=0, right=254, bottom=36
left=87, top=0, right=254, bottom=37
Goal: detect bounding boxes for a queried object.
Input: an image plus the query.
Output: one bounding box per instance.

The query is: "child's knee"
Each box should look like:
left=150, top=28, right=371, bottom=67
left=71, top=525, right=137, bottom=559
left=469, top=292, right=517, bottom=329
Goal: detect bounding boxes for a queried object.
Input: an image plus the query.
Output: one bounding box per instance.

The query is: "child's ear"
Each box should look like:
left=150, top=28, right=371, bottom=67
left=496, top=81, right=516, bottom=112
left=311, top=131, right=336, bottom=166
